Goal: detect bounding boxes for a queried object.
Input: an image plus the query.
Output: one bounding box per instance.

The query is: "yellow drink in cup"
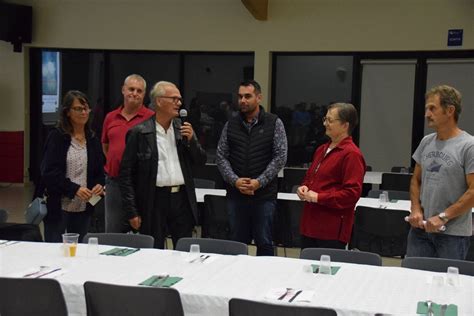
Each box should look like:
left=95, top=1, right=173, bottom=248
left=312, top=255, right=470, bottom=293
left=68, top=244, right=77, bottom=257
left=62, top=233, right=79, bottom=257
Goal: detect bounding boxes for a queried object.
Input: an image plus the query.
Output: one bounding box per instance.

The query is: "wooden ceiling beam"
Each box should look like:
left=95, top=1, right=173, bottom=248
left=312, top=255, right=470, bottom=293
left=241, top=0, right=268, bottom=21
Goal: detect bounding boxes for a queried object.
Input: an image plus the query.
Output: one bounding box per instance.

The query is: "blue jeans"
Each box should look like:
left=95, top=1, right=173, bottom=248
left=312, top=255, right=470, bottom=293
left=227, top=198, right=276, bottom=256
left=105, top=177, right=130, bottom=233
left=406, top=227, right=470, bottom=260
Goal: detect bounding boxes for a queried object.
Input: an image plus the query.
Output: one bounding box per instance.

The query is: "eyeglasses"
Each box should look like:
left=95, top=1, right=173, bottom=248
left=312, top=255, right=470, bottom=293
left=71, top=106, right=91, bottom=113
left=159, top=96, right=183, bottom=104
left=322, top=116, right=341, bottom=124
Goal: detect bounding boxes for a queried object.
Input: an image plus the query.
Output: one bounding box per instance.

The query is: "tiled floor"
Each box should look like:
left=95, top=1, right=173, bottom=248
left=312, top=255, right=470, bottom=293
left=0, top=182, right=401, bottom=266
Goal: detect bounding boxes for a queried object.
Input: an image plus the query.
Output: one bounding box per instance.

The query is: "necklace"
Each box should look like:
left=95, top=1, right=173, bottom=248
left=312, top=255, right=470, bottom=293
left=73, top=134, right=86, bottom=144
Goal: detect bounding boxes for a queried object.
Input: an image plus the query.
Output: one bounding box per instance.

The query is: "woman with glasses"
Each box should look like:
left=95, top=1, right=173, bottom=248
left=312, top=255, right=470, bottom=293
left=41, top=90, right=105, bottom=242
left=296, top=103, right=366, bottom=250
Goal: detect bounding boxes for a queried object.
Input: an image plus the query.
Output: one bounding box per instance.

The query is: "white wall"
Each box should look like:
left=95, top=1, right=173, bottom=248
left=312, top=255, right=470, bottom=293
left=1, top=0, right=473, bottom=179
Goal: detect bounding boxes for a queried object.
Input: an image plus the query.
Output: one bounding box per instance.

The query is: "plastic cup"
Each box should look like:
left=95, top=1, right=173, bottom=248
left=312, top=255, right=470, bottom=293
left=379, top=192, right=389, bottom=207
left=87, top=237, right=99, bottom=258
left=318, top=255, right=331, bottom=275
left=190, top=244, right=200, bottom=255
left=447, top=266, right=460, bottom=286
left=62, top=233, right=79, bottom=257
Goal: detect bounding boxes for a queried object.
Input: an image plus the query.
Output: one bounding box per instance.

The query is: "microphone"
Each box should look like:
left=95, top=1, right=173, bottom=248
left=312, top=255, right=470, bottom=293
left=179, top=109, right=188, bottom=144
left=179, top=109, right=188, bottom=124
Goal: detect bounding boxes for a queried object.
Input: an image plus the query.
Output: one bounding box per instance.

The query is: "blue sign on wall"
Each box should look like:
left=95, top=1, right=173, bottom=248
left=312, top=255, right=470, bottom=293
left=447, top=29, right=463, bottom=47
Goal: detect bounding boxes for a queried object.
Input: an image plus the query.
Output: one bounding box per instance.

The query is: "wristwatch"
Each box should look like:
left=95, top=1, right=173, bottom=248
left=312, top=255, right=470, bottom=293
left=438, top=212, right=449, bottom=223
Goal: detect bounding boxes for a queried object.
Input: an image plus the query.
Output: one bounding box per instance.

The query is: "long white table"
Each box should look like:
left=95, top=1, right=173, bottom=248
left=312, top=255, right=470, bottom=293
left=196, top=189, right=411, bottom=211
left=1, top=242, right=472, bottom=316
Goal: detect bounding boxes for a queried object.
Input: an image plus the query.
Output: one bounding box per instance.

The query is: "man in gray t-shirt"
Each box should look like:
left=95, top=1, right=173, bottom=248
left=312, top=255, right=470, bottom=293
left=407, top=85, right=474, bottom=260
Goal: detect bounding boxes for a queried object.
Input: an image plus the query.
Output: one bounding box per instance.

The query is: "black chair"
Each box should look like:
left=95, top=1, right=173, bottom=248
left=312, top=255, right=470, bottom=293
left=391, top=166, right=414, bottom=173
left=367, top=189, right=410, bottom=200
left=192, top=163, right=226, bottom=189
left=466, top=235, right=474, bottom=261
left=281, top=167, right=308, bottom=193
left=201, top=194, right=231, bottom=240
left=0, top=223, right=43, bottom=241
left=401, top=257, right=474, bottom=276
left=273, top=199, right=304, bottom=255
left=300, top=248, right=382, bottom=266
left=175, top=237, right=248, bottom=255
left=83, top=233, right=154, bottom=248
left=380, top=173, right=412, bottom=192
left=0, top=209, right=8, bottom=223
left=0, top=277, right=68, bottom=316
left=84, top=281, right=184, bottom=316
left=229, top=298, right=337, bottom=316
left=349, top=206, right=410, bottom=257
left=193, top=178, right=216, bottom=189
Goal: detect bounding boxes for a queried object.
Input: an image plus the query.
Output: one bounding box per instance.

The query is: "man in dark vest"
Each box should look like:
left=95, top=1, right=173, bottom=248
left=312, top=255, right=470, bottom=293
left=216, top=80, right=287, bottom=256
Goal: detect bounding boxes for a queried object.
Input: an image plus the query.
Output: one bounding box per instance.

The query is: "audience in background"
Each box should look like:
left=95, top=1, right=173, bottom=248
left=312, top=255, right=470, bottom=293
left=41, top=90, right=105, bottom=242
left=407, top=85, right=474, bottom=259
left=101, top=74, right=154, bottom=233
left=216, top=80, right=288, bottom=256
left=119, top=81, right=206, bottom=248
left=297, top=103, right=366, bottom=250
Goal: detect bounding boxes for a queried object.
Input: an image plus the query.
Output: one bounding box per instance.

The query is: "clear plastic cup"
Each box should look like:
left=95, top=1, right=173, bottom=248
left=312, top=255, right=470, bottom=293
left=318, top=255, right=331, bottom=275
left=62, top=233, right=79, bottom=257
left=87, top=237, right=99, bottom=258
left=447, top=266, right=460, bottom=287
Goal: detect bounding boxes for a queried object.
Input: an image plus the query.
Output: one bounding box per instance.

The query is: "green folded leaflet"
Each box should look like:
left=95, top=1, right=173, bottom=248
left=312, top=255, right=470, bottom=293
left=100, top=247, right=140, bottom=256
left=139, top=275, right=183, bottom=287
left=416, top=301, right=457, bottom=316
left=311, top=264, right=341, bottom=275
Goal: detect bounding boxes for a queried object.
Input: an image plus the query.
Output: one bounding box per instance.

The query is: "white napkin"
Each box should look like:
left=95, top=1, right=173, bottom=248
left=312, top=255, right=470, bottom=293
left=265, top=287, right=314, bottom=303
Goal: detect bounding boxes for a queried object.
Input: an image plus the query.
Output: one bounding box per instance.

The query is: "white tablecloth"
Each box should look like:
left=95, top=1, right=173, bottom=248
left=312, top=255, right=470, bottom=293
left=1, top=242, right=473, bottom=316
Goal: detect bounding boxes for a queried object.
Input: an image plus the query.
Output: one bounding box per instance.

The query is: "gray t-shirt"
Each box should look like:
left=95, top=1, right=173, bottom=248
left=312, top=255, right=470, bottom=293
left=413, top=131, right=474, bottom=236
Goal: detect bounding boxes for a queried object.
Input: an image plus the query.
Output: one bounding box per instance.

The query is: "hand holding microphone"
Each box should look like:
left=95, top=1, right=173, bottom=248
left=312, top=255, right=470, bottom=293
left=179, top=109, right=193, bottom=142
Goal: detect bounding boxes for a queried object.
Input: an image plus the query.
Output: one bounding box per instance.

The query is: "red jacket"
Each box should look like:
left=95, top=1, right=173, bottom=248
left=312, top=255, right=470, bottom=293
left=300, top=136, right=366, bottom=243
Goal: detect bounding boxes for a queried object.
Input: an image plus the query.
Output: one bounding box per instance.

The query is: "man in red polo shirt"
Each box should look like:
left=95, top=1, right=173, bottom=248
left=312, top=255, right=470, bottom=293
left=101, top=74, right=154, bottom=233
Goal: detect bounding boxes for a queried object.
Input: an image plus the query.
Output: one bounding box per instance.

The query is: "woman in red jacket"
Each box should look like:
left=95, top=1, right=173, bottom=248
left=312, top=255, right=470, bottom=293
left=296, top=103, right=366, bottom=249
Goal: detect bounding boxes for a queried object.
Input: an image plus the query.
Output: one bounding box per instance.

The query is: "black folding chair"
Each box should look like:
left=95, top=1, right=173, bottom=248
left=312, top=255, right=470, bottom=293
left=83, top=233, right=154, bottom=248
left=84, top=281, right=184, bottom=316
left=300, top=248, right=382, bottom=266
left=273, top=199, right=304, bottom=256
left=281, top=167, right=308, bottom=193
left=229, top=298, right=337, bottom=316
left=175, top=237, right=248, bottom=255
left=380, top=173, right=412, bottom=191
left=350, top=206, right=410, bottom=257
left=0, top=277, right=68, bottom=316
left=402, top=257, right=474, bottom=276
left=201, top=194, right=231, bottom=240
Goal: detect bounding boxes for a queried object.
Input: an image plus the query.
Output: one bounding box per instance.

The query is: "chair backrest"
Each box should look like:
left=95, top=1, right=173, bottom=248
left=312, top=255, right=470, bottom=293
left=380, top=173, right=412, bottom=191
left=349, top=206, right=410, bottom=257
left=282, top=168, right=308, bottom=193
left=84, top=281, right=184, bottom=316
left=83, top=233, right=154, bottom=248
left=201, top=194, right=231, bottom=239
left=367, top=189, right=410, bottom=200
left=401, top=257, right=474, bottom=276
left=192, top=163, right=226, bottom=189
left=300, top=247, right=382, bottom=266
left=390, top=166, right=414, bottom=173
left=229, top=298, right=337, bottom=316
left=273, top=199, right=304, bottom=248
left=175, top=237, right=248, bottom=255
left=0, top=277, right=68, bottom=316
left=193, top=178, right=216, bottom=189
left=0, top=209, right=8, bottom=223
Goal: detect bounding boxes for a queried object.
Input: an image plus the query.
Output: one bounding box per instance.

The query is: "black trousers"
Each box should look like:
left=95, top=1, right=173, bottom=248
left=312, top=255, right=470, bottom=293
left=300, top=235, right=346, bottom=250
left=151, top=186, right=194, bottom=249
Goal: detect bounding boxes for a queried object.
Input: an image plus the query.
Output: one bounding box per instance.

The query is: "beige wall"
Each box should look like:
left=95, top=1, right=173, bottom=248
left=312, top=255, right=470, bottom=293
left=0, top=0, right=472, bottom=179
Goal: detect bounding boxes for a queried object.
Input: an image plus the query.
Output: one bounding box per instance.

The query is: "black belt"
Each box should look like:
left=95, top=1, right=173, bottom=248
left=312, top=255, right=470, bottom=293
left=156, top=185, right=184, bottom=193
